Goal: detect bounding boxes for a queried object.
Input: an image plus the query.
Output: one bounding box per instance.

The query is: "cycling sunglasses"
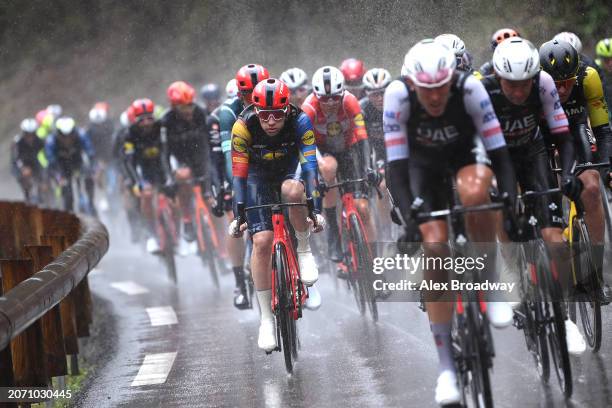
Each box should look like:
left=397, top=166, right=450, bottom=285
left=318, top=93, right=343, bottom=103
left=255, top=106, right=287, bottom=121
left=554, top=77, right=577, bottom=89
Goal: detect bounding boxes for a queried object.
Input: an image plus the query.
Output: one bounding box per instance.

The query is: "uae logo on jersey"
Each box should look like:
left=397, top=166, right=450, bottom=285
left=327, top=122, right=342, bottom=138
left=416, top=125, right=459, bottom=143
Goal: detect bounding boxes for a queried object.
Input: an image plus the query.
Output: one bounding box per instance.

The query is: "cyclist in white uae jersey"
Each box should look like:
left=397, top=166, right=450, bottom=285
left=384, top=39, right=518, bottom=406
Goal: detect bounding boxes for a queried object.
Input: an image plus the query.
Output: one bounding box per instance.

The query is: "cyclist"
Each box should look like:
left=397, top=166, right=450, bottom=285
left=45, top=116, right=96, bottom=214
left=11, top=118, right=46, bottom=203
left=280, top=67, right=311, bottom=106
left=595, top=38, right=612, bottom=115
left=478, top=27, right=520, bottom=77
left=302, top=65, right=374, bottom=263
left=161, top=81, right=212, bottom=244
left=539, top=39, right=612, bottom=303
left=200, top=83, right=222, bottom=115
left=123, top=98, right=168, bottom=253
left=340, top=57, right=366, bottom=99
left=228, top=78, right=324, bottom=352
left=360, top=68, right=393, bottom=237
left=482, top=37, right=586, bottom=354
left=384, top=39, right=519, bottom=406
left=87, top=103, right=116, bottom=211
left=434, top=33, right=473, bottom=72
left=210, top=64, right=270, bottom=309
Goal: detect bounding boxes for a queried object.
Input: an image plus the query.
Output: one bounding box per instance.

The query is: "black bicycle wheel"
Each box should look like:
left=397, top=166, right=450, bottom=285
left=534, top=240, right=571, bottom=396
left=343, top=220, right=366, bottom=315
left=274, top=243, right=296, bottom=373
left=160, top=214, right=177, bottom=283
left=467, top=301, right=494, bottom=408
left=573, top=217, right=602, bottom=351
left=199, top=213, right=220, bottom=289
left=599, top=177, right=612, bottom=244
left=349, top=214, right=378, bottom=322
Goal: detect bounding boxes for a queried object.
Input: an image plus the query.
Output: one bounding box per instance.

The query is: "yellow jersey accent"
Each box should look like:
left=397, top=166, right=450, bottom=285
left=302, top=129, right=315, bottom=145
left=583, top=66, right=610, bottom=127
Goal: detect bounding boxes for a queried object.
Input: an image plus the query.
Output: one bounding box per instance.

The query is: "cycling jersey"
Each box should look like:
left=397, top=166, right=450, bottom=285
left=216, top=97, right=244, bottom=185
left=359, top=97, right=386, bottom=163
left=301, top=91, right=367, bottom=154
left=11, top=133, right=45, bottom=178
left=231, top=104, right=319, bottom=233
left=123, top=122, right=166, bottom=187
left=482, top=72, right=570, bottom=228
left=160, top=105, right=211, bottom=192
left=560, top=63, right=612, bottom=163
left=86, top=120, right=115, bottom=163
left=383, top=73, right=516, bottom=223
left=45, top=129, right=95, bottom=176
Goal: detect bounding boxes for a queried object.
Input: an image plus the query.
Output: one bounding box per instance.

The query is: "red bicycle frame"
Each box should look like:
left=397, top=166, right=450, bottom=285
left=193, top=184, right=220, bottom=253
left=155, top=192, right=178, bottom=250
left=271, top=209, right=308, bottom=320
left=340, top=192, right=373, bottom=275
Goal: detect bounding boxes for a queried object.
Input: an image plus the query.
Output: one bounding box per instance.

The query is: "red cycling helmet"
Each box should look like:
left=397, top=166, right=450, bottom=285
left=128, top=98, right=155, bottom=122
left=252, top=78, right=290, bottom=110
left=340, top=58, right=366, bottom=82
left=491, top=28, right=520, bottom=50
left=167, top=81, right=195, bottom=105
left=235, top=64, right=270, bottom=92
left=35, top=109, right=47, bottom=125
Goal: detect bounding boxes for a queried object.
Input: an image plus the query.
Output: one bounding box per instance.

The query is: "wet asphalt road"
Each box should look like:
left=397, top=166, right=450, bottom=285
left=71, top=215, right=612, bottom=408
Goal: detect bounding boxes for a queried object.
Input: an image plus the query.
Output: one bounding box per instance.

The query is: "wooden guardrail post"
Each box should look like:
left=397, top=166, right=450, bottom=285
left=40, top=236, right=80, bottom=375
left=23, top=245, right=68, bottom=378
left=0, top=260, right=48, bottom=388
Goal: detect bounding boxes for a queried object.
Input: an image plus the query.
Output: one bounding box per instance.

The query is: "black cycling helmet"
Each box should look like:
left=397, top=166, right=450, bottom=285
left=200, top=83, right=221, bottom=102
left=539, top=39, right=580, bottom=80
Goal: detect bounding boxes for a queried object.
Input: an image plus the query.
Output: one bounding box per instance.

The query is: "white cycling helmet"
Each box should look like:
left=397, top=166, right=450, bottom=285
left=56, top=117, right=76, bottom=135
left=492, top=37, right=540, bottom=80
left=20, top=118, right=38, bottom=133
left=280, top=67, right=309, bottom=90
left=312, top=66, right=345, bottom=97
left=402, top=39, right=456, bottom=88
left=225, top=78, right=238, bottom=98
left=46, top=104, right=62, bottom=119
left=553, top=32, right=582, bottom=53
left=435, top=33, right=466, bottom=56
left=119, top=111, right=130, bottom=128
left=363, top=68, right=392, bottom=91
left=89, top=107, right=107, bottom=124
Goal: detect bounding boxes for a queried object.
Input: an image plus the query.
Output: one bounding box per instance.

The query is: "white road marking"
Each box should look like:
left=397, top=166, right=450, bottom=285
left=131, top=352, right=177, bottom=387
left=110, top=281, right=149, bottom=295
left=146, top=306, right=178, bottom=326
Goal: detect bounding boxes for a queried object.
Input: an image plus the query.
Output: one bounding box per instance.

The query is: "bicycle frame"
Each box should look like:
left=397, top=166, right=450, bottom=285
left=193, top=184, right=220, bottom=253
left=271, top=206, right=307, bottom=320
left=156, top=192, right=178, bottom=251
left=340, top=192, right=373, bottom=275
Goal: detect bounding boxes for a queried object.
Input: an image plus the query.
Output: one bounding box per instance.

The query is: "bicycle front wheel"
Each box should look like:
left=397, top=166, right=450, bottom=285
left=349, top=214, right=378, bottom=322
left=199, top=212, right=220, bottom=289
left=468, top=301, right=494, bottom=408
left=160, top=213, right=177, bottom=283
left=274, top=242, right=297, bottom=373
left=572, top=217, right=602, bottom=351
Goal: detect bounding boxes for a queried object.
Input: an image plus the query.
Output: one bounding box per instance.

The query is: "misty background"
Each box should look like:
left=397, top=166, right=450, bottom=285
left=0, top=0, right=609, bottom=155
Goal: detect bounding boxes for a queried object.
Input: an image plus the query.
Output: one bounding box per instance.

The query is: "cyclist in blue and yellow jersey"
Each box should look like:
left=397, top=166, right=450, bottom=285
left=207, top=64, right=270, bottom=310
left=229, top=78, right=325, bottom=352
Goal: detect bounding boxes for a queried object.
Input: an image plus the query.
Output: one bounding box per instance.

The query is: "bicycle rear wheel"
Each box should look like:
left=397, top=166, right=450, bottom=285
left=572, top=217, right=602, bottom=351
left=199, top=212, right=220, bottom=289
left=274, top=243, right=297, bottom=373
left=349, top=214, right=378, bottom=322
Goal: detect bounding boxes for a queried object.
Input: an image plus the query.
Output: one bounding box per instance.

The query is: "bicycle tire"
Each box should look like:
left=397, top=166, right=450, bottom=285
left=467, top=300, right=494, bottom=408
left=573, top=217, right=602, bottom=351
left=274, top=242, right=296, bottom=373
left=349, top=214, right=378, bottom=322
left=199, top=212, right=220, bottom=289
left=599, top=177, right=612, bottom=245
left=343, top=219, right=366, bottom=315
left=160, top=213, right=177, bottom=283
left=517, top=242, right=550, bottom=383
left=534, top=240, right=571, bottom=396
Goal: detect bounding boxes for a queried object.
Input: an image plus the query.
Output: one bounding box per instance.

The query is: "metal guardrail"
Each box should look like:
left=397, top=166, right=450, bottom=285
left=0, top=201, right=109, bottom=395
left=0, top=215, right=108, bottom=350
